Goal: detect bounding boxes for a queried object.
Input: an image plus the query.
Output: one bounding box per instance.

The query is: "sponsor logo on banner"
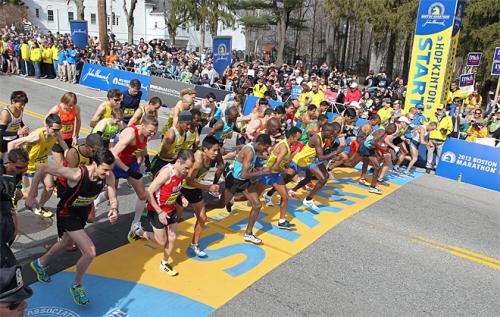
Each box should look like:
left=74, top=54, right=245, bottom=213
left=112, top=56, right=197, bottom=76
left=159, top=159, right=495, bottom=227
left=80, top=66, right=111, bottom=85
left=213, top=37, right=232, bottom=77
left=69, top=20, right=88, bottom=50
left=404, top=0, right=463, bottom=118
left=466, top=52, right=482, bottom=66
left=436, top=138, right=500, bottom=192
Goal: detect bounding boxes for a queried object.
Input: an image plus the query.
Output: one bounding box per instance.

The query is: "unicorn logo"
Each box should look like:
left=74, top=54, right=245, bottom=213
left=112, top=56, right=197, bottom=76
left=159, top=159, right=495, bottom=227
left=441, top=151, right=456, bottom=164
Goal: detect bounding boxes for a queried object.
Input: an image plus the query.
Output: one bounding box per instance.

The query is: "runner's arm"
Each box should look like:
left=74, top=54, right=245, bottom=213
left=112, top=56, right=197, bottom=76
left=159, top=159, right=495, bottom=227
left=106, top=172, right=119, bottom=223
left=28, top=163, right=81, bottom=198
left=65, top=148, right=79, bottom=168
left=208, top=119, right=223, bottom=136
left=239, top=147, right=270, bottom=179
left=186, top=155, right=212, bottom=191
left=90, top=104, right=106, bottom=128
left=370, top=130, right=388, bottom=150
left=213, top=154, right=224, bottom=184
left=159, top=129, right=177, bottom=160
left=111, top=127, right=135, bottom=171
left=171, top=105, right=180, bottom=128
left=146, top=167, right=171, bottom=214
left=127, top=107, right=143, bottom=127
left=269, top=143, right=287, bottom=173
left=312, top=134, right=335, bottom=161
left=44, top=105, right=59, bottom=121
left=7, top=129, right=41, bottom=151
left=74, top=105, right=81, bottom=139
left=93, top=119, right=107, bottom=135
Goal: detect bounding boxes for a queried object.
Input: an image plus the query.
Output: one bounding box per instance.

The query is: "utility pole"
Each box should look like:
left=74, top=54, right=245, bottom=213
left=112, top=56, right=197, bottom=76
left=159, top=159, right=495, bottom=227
left=98, top=0, right=109, bottom=56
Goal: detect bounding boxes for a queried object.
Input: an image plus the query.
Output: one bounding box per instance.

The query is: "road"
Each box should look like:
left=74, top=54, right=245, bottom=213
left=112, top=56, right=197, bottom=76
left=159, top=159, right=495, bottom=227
left=1, top=75, right=499, bottom=316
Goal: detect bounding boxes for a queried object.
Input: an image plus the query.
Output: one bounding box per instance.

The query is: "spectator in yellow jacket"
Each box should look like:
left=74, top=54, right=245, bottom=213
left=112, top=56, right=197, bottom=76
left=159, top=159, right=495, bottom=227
left=426, top=105, right=452, bottom=173
left=51, top=43, right=59, bottom=79
left=306, top=82, right=325, bottom=107
left=41, top=43, right=54, bottom=78
left=466, top=118, right=488, bottom=142
left=29, top=42, right=42, bottom=79
left=253, top=77, right=267, bottom=98
left=464, top=89, right=482, bottom=111
left=20, top=38, right=31, bottom=77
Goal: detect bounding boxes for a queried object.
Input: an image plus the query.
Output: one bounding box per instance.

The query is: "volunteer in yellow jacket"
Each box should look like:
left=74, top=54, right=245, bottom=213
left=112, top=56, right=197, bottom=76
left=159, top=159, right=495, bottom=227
left=29, top=42, right=42, bottom=79
left=20, top=38, right=31, bottom=77
left=41, top=42, right=53, bottom=79
left=90, top=89, right=123, bottom=128
left=253, top=77, right=267, bottom=98
left=425, top=105, right=452, bottom=173
left=8, top=114, right=68, bottom=218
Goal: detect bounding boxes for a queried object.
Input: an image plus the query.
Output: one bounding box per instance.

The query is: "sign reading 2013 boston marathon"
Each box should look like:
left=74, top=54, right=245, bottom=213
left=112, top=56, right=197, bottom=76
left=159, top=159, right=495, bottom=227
left=436, top=138, right=500, bottom=192
left=79, top=63, right=149, bottom=101
left=404, top=0, right=464, bottom=118
left=213, top=37, right=232, bottom=78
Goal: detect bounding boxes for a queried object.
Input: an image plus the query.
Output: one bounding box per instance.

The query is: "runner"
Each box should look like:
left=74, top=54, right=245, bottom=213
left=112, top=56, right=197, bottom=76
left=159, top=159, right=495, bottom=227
left=121, top=79, right=143, bottom=125
left=259, top=126, right=303, bottom=229
left=182, top=109, right=201, bottom=151
left=89, top=88, right=123, bottom=128
left=150, top=111, right=191, bottom=176
left=195, top=92, right=216, bottom=134
left=179, top=136, right=224, bottom=257
left=162, top=88, right=196, bottom=135
left=46, top=92, right=81, bottom=147
left=341, top=114, right=381, bottom=168
left=8, top=114, right=68, bottom=218
left=223, top=134, right=272, bottom=244
left=127, top=96, right=162, bottom=126
left=289, top=123, right=340, bottom=210
left=130, top=150, right=194, bottom=276
left=26, top=148, right=119, bottom=305
left=0, top=91, right=29, bottom=158
left=358, top=123, right=397, bottom=194
left=92, top=109, right=123, bottom=148
left=209, top=106, right=241, bottom=158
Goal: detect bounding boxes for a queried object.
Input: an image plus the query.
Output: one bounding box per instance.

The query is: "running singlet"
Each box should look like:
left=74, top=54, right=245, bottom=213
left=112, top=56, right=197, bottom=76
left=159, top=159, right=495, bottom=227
left=363, top=130, right=385, bottom=149
left=119, top=125, right=147, bottom=165
left=183, top=150, right=211, bottom=189
left=264, top=139, right=290, bottom=171
left=57, top=166, right=105, bottom=218
left=292, top=134, right=324, bottom=167
left=163, top=127, right=185, bottom=159
left=182, top=130, right=198, bottom=150
left=214, top=117, right=234, bottom=141
left=147, top=165, right=184, bottom=214
left=232, top=143, right=256, bottom=180
left=26, top=128, right=58, bottom=174
left=57, top=104, right=76, bottom=140
left=92, top=118, right=119, bottom=141
left=163, top=103, right=185, bottom=133
left=301, top=121, right=318, bottom=144
left=100, top=101, right=112, bottom=119
left=139, top=105, right=158, bottom=123
left=72, top=145, right=91, bottom=166
left=2, top=107, right=23, bottom=141
left=200, top=100, right=212, bottom=119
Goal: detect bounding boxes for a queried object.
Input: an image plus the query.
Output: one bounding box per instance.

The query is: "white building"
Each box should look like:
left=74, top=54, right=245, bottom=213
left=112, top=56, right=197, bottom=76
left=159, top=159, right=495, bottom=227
left=24, top=0, right=246, bottom=51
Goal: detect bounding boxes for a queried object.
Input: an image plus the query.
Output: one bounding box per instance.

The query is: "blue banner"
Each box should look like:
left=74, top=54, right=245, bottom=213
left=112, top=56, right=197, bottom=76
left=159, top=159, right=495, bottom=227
left=436, top=138, right=500, bottom=191
left=79, top=63, right=149, bottom=101
left=213, top=37, right=232, bottom=78
left=69, top=20, right=88, bottom=50
left=459, top=73, right=474, bottom=87
left=291, top=85, right=302, bottom=99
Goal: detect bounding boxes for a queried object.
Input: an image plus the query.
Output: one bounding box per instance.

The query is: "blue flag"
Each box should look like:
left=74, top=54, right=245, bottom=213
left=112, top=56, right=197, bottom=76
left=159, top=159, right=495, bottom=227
left=70, top=20, right=88, bottom=50
left=213, top=37, right=232, bottom=77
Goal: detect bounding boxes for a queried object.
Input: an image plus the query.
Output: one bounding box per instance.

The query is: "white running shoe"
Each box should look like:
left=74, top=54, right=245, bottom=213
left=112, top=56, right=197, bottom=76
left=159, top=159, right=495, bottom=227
left=303, top=198, right=319, bottom=210
left=244, top=233, right=262, bottom=244
left=189, top=244, right=207, bottom=258
left=264, top=193, right=274, bottom=207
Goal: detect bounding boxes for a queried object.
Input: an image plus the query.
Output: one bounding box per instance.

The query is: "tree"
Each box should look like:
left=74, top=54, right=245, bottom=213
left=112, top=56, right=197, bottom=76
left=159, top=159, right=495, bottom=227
left=0, top=2, right=28, bottom=31
left=123, top=0, right=138, bottom=44
left=73, top=0, right=85, bottom=20
left=163, top=0, right=192, bottom=45
left=98, top=0, right=108, bottom=55
left=190, top=0, right=236, bottom=50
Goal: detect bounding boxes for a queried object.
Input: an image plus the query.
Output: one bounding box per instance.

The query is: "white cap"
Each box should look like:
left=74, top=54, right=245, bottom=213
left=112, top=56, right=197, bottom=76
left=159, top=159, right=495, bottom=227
left=350, top=82, right=358, bottom=88
left=398, top=116, right=411, bottom=124
left=350, top=101, right=362, bottom=109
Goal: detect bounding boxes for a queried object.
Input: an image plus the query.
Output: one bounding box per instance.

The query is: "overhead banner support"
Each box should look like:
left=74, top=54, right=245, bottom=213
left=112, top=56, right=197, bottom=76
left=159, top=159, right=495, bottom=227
left=404, top=0, right=464, bottom=118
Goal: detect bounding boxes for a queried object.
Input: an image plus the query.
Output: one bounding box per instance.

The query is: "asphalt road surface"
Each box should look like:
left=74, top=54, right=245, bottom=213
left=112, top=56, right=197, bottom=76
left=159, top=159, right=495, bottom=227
left=1, top=75, right=499, bottom=316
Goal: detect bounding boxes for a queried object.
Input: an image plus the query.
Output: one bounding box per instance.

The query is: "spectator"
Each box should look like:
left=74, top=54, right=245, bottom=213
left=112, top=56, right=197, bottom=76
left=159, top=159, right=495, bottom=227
left=345, top=82, right=362, bottom=104
left=426, top=105, right=452, bottom=173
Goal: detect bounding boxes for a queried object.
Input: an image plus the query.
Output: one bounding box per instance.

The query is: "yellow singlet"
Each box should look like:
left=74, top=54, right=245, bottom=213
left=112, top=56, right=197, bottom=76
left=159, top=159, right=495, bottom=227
left=292, top=134, right=324, bottom=167
left=26, top=128, right=58, bottom=175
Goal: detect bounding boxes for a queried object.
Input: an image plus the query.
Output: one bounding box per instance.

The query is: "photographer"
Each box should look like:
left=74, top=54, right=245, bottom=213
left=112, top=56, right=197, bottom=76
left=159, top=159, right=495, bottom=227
left=465, top=117, right=488, bottom=142
left=0, top=149, right=29, bottom=268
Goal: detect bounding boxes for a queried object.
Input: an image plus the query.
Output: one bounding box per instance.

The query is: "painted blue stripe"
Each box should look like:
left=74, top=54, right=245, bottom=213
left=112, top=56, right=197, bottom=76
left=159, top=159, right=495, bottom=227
left=287, top=200, right=343, bottom=228
left=228, top=212, right=302, bottom=242
left=27, top=272, right=214, bottom=317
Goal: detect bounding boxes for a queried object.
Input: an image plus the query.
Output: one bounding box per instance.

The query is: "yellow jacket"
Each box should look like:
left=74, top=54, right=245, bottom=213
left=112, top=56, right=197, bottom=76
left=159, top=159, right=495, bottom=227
left=377, top=106, right=393, bottom=128
left=42, top=47, right=52, bottom=63
left=464, top=95, right=482, bottom=109
left=30, top=47, right=42, bottom=62
left=306, top=90, right=325, bottom=107
left=253, top=84, right=267, bottom=98
left=20, top=43, right=30, bottom=60
left=429, top=114, right=453, bottom=141
left=465, top=126, right=487, bottom=142
left=446, top=89, right=467, bottom=105
left=51, top=45, right=59, bottom=61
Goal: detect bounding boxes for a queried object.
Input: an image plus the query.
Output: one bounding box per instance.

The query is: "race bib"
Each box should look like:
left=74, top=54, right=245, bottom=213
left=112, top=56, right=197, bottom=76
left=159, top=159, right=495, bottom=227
left=124, top=108, right=135, bottom=117
left=72, top=196, right=97, bottom=207
left=61, top=124, right=73, bottom=133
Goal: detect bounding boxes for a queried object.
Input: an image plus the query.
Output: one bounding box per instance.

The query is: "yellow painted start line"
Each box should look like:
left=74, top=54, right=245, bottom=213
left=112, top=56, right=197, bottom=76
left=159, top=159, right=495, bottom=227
left=0, top=101, right=158, bottom=155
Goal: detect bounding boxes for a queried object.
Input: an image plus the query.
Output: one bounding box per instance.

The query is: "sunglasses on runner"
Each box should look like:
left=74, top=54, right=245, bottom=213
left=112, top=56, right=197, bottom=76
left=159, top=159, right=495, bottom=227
left=113, top=98, right=122, bottom=102
left=8, top=301, right=22, bottom=310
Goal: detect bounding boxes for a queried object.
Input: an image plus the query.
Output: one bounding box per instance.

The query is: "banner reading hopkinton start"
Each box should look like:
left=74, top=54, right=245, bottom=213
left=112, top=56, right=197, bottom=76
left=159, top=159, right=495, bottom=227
left=404, top=0, right=464, bottom=118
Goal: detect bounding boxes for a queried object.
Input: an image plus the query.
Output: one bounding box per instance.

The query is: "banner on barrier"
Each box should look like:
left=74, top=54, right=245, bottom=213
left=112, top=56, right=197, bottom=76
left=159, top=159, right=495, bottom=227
left=213, top=37, right=232, bottom=77
left=195, top=85, right=231, bottom=102
left=79, top=63, right=149, bottom=100
left=69, top=20, right=88, bottom=50
left=148, top=76, right=194, bottom=107
left=404, top=0, right=464, bottom=118
left=436, top=138, right=500, bottom=191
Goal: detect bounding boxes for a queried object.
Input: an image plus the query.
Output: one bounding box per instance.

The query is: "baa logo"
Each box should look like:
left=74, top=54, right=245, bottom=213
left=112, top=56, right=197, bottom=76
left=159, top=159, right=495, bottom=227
left=441, top=151, right=456, bottom=164
left=218, top=44, right=226, bottom=55
left=422, top=2, right=450, bottom=27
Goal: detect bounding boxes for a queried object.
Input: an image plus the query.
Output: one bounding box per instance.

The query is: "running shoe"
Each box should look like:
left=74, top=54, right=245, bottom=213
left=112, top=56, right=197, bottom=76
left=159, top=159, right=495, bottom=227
left=377, top=179, right=390, bottom=187
left=127, top=223, right=142, bottom=243
left=225, top=198, right=234, bottom=213
left=304, top=182, right=315, bottom=191
left=70, top=284, right=90, bottom=305
left=368, top=186, right=383, bottom=195
left=159, top=261, right=178, bottom=276
left=189, top=244, right=207, bottom=258
left=401, top=170, right=411, bottom=177
left=278, top=220, right=296, bottom=230
left=34, top=207, right=53, bottom=218
left=392, top=166, right=401, bottom=174
left=288, top=190, right=300, bottom=200
left=244, top=233, right=262, bottom=244
left=30, top=259, right=51, bottom=283
left=264, top=193, right=274, bottom=207
left=303, top=198, right=319, bottom=210
left=358, top=178, right=370, bottom=186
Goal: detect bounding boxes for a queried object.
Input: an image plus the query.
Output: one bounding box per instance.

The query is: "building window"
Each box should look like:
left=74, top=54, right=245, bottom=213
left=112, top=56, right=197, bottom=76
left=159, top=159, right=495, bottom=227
left=91, top=13, right=96, bottom=25
left=112, top=13, right=119, bottom=26
left=35, top=8, right=40, bottom=18
left=154, top=22, right=158, bottom=29
left=107, top=15, right=110, bottom=25
left=68, top=12, right=74, bottom=21
left=47, top=10, right=54, bottom=22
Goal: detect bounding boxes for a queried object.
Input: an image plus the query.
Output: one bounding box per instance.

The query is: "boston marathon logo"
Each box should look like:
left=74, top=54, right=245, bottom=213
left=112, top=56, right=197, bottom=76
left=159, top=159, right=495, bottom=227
left=215, top=43, right=230, bottom=61
left=422, top=2, right=450, bottom=27
left=441, top=151, right=456, bottom=164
